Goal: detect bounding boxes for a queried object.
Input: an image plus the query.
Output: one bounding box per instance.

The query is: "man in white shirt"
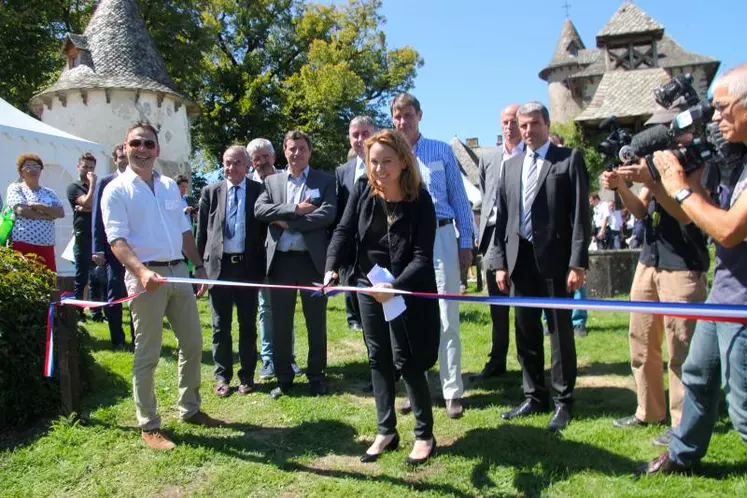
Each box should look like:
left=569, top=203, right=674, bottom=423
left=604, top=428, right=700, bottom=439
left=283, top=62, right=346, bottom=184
left=102, top=122, right=222, bottom=451
left=604, top=201, right=624, bottom=249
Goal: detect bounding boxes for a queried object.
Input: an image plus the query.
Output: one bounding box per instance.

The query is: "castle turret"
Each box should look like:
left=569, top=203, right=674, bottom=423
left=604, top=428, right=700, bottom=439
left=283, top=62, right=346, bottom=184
left=29, top=0, right=199, bottom=178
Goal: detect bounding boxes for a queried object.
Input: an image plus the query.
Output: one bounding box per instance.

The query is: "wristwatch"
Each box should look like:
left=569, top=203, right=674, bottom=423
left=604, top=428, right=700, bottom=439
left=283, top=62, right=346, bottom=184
left=674, top=187, right=693, bottom=205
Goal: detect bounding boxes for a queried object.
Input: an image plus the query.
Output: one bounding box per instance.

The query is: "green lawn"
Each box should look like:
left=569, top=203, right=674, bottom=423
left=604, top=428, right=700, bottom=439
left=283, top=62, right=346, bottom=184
left=1, top=289, right=745, bottom=497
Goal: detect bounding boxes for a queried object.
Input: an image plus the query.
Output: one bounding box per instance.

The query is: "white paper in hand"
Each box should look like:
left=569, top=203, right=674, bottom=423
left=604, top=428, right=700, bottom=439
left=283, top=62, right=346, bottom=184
left=366, top=264, right=406, bottom=322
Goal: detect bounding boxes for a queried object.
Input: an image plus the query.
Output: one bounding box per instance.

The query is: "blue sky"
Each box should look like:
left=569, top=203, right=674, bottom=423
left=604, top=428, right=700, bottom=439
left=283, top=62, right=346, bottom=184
left=330, top=0, right=745, bottom=147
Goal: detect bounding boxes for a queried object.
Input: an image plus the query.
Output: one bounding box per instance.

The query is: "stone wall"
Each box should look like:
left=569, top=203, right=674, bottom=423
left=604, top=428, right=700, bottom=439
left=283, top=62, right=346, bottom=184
left=586, top=249, right=641, bottom=298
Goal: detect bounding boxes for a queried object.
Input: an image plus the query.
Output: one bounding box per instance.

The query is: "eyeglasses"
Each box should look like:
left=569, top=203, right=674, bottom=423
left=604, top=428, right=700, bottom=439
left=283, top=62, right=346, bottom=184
left=128, top=139, right=157, bottom=149
left=22, top=163, right=42, bottom=172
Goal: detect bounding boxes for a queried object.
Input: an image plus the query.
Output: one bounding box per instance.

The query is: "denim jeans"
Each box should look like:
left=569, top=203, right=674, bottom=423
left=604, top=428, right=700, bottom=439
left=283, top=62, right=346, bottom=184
left=669, top=317, right=747, bottom=466
left=258, top=287, right=295, bottom=363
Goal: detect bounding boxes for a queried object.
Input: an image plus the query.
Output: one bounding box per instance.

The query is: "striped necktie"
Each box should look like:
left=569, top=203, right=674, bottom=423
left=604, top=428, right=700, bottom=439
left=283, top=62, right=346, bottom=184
left=523, top=151, right=539, bottom=241
left=225, top=185, right=238, bottom=239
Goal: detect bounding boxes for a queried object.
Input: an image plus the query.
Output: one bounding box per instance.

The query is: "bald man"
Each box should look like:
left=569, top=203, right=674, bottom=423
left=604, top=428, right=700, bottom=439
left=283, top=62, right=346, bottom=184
left=475, top=104, right=525, bottom=379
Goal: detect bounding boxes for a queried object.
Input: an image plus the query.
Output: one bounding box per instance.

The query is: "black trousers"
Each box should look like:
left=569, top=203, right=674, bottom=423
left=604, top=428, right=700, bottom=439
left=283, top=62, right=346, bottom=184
left=482, top=225, right=510, bottom=366
left=340, top=265, right=361, bottom=327
left=512, top=239, right=577, bottom=406
left=357, top=283, right=433, bottom=440
left=104, top=251, right=133, bottom=346
left=268, top=251, right=327, bottom=387
left=73, top=233, right=103, bottom=319
left=209, top=258, right=259, bottom=385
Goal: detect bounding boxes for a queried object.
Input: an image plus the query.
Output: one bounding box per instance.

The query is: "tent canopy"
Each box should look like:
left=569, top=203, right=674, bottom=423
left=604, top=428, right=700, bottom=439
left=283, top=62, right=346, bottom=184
left=1, top=97, right=109, bottom=275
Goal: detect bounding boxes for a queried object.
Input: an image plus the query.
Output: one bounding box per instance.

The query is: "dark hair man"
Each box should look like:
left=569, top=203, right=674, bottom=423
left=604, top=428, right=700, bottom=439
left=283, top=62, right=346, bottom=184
left=485, top=101, right=590, bottom=432
left=641, top=63, right=747, bottom=475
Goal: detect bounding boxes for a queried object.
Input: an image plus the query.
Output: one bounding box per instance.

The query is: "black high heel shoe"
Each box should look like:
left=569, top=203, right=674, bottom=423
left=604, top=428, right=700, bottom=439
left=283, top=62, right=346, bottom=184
left=360, top=432, right=400, bottom=463
left=406, top=436, right=436, bottom=465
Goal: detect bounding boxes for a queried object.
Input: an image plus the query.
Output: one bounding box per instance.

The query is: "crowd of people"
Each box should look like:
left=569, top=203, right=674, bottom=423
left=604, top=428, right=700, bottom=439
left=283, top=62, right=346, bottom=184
left=2, top=62, right=746, bottom=475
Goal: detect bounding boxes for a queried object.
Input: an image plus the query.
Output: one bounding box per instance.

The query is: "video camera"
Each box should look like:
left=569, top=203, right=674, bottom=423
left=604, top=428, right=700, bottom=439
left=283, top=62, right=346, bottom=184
left=597, top=115, right=632, bottom=171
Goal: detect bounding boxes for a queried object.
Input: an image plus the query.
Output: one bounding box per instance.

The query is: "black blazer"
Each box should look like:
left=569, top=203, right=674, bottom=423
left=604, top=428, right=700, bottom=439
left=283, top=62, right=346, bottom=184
left=196, top=179, right=266, bottom=281
left=326, top=180, right=440, bottom=370
left=486, top=143, right=590, bottom=279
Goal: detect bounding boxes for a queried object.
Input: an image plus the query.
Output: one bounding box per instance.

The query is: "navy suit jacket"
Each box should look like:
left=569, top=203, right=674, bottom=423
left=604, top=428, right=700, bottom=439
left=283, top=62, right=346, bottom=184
left=92, top=173, right=118, bottom=258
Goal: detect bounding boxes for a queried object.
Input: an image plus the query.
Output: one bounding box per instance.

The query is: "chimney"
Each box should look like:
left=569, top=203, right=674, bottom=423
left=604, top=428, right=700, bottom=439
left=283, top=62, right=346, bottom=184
left=466, top=137, right=479, bottom=148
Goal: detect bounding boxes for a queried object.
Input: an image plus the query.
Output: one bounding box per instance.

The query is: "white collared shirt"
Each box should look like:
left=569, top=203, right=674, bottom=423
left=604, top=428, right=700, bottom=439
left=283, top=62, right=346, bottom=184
left=487, top=141, right=525, bottom=226
left=223, top=177, right=247, bottom=254
left=277, top=166, right=310, bottom=252
left=354, top=156, right=366, bottom=182
left=519, top=140, right=551, bottom=239
left=101, top=168, right=190, bottom=262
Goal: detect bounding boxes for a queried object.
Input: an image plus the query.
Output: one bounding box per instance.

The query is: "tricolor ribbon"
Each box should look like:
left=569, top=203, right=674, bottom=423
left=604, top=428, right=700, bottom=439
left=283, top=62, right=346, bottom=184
left=45, top=276, right=747, bottom=376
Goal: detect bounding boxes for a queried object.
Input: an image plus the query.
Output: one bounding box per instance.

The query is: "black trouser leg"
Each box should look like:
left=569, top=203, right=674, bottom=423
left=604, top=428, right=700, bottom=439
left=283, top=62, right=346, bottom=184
left=358, top=289, right=433, bottom=439
left=512, top=240, right=549, bottom=405
left=341, top=266, right=361, bottom=327
left=236, top=286, right=259, bottom=386
left=485, top=268, right=510, bottom=367
left=105, top=255, right=128, bottom=345
left=209, top=283, right=235, bottom=383
left=545, top=278, right=576, bottom=406
left=90, top=264, right=106, bottom=319
left=73, top=234, right=91, bottom=306
left=297, top=255, right=327, bottom=382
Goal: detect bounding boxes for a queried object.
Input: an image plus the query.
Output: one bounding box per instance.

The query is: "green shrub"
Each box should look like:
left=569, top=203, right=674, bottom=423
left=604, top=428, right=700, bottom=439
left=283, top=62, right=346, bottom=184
left=0, top=247, right=59, bottom=427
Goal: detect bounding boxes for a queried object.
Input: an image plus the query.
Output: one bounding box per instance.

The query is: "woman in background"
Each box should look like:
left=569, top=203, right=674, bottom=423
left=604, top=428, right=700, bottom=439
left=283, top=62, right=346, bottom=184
left=325, top=129, right=439, bottom=465
left=4, top=153, right=64, bottom=271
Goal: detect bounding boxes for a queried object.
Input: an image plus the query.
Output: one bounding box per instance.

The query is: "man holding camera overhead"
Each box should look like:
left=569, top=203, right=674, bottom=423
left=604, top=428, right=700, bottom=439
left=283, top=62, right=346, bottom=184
left=602, top=97, right=709, bottom=449
left=640, top=63, right=747, bottom=476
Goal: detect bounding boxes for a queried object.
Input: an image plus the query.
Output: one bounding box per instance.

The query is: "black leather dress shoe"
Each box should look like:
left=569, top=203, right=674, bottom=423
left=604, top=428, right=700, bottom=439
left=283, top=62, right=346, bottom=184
left=360, top=433, right=399, bottom=463
left=406, top=437, right=436, bottom=465
left=547, top=404, right=572, bottom=432
left=475, top=361, right=506, bottom=379
left=501, top=399, right=548, bottom=420
left=270, top=385, right=292, bottom=400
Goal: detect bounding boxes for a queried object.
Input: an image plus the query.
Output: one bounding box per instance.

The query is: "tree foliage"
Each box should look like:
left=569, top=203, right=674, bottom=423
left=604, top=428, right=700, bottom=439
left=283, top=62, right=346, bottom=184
left=550, top=120, right=605, bottom=190
left=0, top=0, right=422, bottom=172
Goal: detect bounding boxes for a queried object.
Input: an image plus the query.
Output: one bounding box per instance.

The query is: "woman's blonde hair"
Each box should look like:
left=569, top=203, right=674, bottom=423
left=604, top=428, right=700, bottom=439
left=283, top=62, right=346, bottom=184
left=365, top=129, right=421, bottom=201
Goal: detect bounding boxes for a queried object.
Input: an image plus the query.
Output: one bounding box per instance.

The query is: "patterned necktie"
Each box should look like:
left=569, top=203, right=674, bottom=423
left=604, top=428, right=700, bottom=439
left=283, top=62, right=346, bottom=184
left=225, top=185, right=238, bottom=239
left=523, top=151, right=539, bottom=241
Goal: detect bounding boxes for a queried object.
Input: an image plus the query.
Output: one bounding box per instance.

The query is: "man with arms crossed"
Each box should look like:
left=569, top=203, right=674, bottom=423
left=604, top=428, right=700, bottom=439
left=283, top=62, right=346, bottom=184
left=102, top=122, right=222, bottom=450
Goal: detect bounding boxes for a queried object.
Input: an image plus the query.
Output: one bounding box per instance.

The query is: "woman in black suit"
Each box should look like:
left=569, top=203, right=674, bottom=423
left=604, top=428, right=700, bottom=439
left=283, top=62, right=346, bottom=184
left=325, top=129, right=440, bottom=465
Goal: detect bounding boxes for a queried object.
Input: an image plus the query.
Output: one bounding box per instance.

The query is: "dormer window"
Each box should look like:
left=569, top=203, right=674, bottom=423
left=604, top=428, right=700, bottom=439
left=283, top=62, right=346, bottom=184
left=67, top=48, right=81, bottom=69
left=567, top=41, right=580, bottom=57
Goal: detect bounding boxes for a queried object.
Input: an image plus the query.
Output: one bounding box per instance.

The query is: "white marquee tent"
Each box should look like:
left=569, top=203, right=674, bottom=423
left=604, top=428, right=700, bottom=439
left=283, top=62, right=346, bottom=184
left=1, top=97, right=109, bottom=275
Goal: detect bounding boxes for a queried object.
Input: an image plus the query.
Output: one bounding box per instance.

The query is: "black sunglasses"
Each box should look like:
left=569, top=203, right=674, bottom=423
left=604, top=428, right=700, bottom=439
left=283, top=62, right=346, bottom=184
left=128, top=139, right=157, bottom=149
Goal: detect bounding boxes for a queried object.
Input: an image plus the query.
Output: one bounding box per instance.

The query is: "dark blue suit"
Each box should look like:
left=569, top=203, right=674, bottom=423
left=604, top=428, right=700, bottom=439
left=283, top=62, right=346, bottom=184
left=92, top=172, right=132, bottom=346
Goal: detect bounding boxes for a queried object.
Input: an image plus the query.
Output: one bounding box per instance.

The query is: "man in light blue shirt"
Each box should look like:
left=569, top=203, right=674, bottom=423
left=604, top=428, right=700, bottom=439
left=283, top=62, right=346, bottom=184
left=391, top=93, right=474, bottom=419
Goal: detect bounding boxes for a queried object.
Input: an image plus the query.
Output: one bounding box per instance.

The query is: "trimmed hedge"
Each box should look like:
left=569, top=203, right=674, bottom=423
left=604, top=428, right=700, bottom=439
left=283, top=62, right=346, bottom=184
left=0, top=248, right=59, bottom=427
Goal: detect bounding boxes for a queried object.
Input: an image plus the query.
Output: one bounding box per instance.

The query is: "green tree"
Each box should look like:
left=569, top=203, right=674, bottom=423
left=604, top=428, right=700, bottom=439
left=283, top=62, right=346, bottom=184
left=550, top=120, right=605, bottom=190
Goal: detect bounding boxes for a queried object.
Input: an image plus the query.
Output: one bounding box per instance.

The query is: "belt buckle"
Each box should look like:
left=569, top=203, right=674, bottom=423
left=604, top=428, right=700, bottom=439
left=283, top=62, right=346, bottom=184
left=229, top=254, right=241, bottom=264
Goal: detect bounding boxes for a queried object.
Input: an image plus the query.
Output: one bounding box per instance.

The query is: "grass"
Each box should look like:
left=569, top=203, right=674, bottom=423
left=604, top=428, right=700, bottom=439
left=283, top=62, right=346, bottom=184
left=1, top=286, right=746, bottom=497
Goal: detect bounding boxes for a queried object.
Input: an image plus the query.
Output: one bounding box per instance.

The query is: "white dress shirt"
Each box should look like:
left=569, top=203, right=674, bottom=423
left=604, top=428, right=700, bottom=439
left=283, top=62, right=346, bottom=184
left=487, top=141, right=524, bottom=226
left=608, top=209, right=623, bottom=231
left=277, top=166, right=310, bottom=252
left=223, top=177, right=247, bottom=254
left=519, top=140, right=551, bottom=239
left=354, top=156, right=366, bottom=182
left=101, top=168, right=190, bottom=263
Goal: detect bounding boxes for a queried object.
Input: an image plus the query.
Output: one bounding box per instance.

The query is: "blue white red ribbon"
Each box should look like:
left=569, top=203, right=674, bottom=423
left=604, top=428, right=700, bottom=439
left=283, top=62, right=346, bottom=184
left=44, top=276, right=747, bottom=376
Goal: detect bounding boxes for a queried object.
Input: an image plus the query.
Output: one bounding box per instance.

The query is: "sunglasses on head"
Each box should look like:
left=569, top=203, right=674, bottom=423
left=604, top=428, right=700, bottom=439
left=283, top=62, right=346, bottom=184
left=128, top=139, right=157, bottom=149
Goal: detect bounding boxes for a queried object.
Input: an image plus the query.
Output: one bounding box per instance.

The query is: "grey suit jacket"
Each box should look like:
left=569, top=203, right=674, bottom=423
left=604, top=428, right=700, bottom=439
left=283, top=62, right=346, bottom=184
left=254, top=168, right=337, bottom=275
left=196, top=179, right=266, bottom=281
left=485, top=143, right=590, bottom=279
left=477, top=147, right=505, bottom=255
left=334, top=158, right=358, bottom=226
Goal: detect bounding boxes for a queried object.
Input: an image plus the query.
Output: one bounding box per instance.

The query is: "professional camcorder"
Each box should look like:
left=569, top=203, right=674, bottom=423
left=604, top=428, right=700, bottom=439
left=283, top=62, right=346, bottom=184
left=597, top=115, right=632, bottom=171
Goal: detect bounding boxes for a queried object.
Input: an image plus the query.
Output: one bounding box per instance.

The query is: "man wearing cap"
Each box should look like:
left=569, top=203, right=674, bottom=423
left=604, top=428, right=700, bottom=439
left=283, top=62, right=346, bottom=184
left=600, top=97, right=709, bottom=448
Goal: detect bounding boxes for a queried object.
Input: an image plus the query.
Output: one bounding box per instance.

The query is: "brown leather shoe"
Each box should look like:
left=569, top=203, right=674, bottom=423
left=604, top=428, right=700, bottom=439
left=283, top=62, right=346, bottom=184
left=445, top=398, right=464, bottom=419
left=183, top=411, right=225, bottom=427
left=215, top=380, right=231, bottom=398
left=141, top=429, right=176, bottom=450
left=636, top=452, right=691, bottom=476
left=237, top=383, right=255, bottom=395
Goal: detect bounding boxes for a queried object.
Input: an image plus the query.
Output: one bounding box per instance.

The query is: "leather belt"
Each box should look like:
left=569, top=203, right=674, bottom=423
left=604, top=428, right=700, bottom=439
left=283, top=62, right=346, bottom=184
left=144, top=259, right=183, bottom=267
left=223, top=253, right=244, bottom=264
left=437, top=218, right=454, bottom=228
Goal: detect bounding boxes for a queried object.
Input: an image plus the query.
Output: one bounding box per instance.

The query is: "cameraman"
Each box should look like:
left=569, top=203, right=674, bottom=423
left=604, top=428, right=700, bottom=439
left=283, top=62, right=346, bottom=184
left=601, top=98, right=709, bottom=449
left=641, top=63, right=747, bottom=475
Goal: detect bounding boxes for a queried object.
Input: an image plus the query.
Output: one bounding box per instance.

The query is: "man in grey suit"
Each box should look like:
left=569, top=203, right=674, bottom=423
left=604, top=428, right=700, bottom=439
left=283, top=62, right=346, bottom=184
left=475, top=103, right=524, bottom=379
left=334, top=115, right=375, bottom=331
left=486, top=102, right=589, bottom=432
left=196, top=146, right=267, bottom=397
left=255, top=130, right=337, bottom=399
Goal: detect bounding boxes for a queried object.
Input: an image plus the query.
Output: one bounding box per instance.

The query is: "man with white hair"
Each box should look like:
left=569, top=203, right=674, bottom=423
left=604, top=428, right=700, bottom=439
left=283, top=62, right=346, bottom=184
left=196, top=145, right=267, bottom=398
left=485, top=101, right=590, bottom=432
left=641, top=63, right=747, bottom=475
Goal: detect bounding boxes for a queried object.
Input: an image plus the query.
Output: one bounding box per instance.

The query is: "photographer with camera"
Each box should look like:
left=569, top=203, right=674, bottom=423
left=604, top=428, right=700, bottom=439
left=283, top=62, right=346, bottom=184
left=602, top=98, right=709, bottom=449
left=640, top=63, right=747, bottom=476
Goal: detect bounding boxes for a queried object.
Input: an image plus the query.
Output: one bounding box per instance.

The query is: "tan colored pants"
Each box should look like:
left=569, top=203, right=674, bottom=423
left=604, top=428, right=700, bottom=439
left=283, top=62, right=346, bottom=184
left=629, top=263, right=707, bottom=426
left=125, top=262, right=203, bottom=430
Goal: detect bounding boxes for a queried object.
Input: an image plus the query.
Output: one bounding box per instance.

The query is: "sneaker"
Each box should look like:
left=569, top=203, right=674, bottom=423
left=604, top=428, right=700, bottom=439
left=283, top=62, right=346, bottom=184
left=653, top=429, right=673, bottom=447
left=636, top=452, right=692, bottom=476
left=613, top=415, right=648, bottom=428
left=291, top=362, right=303, bottom=376
left=574, top=325, right=588, bottom=337
left=141, top=429, right=176, bottom=450
left=259, top=360, right=275, bottom=379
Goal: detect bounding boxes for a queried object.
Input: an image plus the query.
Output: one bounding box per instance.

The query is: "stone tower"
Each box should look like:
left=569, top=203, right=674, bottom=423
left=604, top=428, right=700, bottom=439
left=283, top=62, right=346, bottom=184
left=29, top=0, right=199, bottom=177
left=539, top=19, right=587, bottom=124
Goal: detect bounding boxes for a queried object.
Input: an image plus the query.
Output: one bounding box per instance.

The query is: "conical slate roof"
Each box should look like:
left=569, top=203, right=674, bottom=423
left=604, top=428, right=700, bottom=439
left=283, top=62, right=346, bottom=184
left=31, top=0, right=197, bottom=115
left=540, top=19, right=596, bottom=80
left=597, top=1, right=664, bottom=41
left=553, top=19, right=585, bottom=61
